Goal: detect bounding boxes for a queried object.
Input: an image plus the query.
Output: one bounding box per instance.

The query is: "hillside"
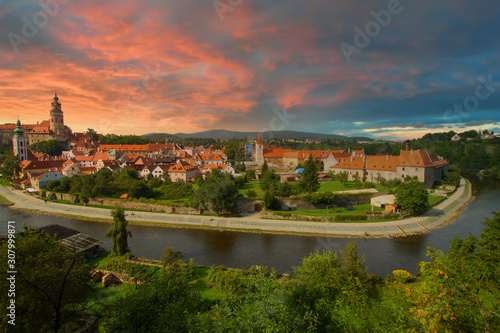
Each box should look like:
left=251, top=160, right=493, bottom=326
left=143, top=129, right=372, bottom=141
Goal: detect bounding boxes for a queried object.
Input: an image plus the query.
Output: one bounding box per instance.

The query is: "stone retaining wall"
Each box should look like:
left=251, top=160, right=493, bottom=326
left=261, top=211, right=403, bottom=222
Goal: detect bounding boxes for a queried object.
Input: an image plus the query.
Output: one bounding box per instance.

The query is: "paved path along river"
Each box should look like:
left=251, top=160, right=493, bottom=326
left=0, top=178, right=471, bottom=237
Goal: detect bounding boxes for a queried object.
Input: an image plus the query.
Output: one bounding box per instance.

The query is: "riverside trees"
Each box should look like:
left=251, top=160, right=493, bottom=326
left=106, top=208, right=131, bottom=256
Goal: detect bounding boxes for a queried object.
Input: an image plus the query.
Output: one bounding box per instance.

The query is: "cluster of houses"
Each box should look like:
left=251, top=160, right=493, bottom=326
left=17, top=139, right=235, bottom=191
left=6, top=94, right=450, bottom=191
left=252, top=134, right=449, bottom=188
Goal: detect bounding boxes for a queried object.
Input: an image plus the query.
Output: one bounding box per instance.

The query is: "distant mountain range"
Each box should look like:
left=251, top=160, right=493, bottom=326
left=143, top=129, right=372, bottom=141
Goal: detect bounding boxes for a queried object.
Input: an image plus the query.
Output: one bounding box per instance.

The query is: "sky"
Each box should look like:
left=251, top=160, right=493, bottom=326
left=1, top=0, right=499, bottom=140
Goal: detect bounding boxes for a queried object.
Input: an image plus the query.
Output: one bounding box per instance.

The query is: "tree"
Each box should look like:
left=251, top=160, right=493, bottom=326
left=101, top=271, right=201, bottom=332
left=0, top=153, right=21, bottom=180
left=224, top=139, right=245, bottom=161
left=263, top=185, right=279, bottom=210
left=299, top=154, right=320, bottom=193
left=128, top=181, right=155, bottom=199
left=202, top=174, right=238, bottom=215
left=338, top=171, right=348, bottom=187
left=85, top=128, right=99, bottom=142
left=29, top=139, right=64, bottom=156
left=393, top=177, right=429, bottom=214
left=246, top=169, right=256, bottom=181
left=161, top=246, right=184, bottom=267
left=408, top=212, right=500, bottom=332
left=0, top=229, right=92, bottom=332
left=106, top=208, right=132, bottom=256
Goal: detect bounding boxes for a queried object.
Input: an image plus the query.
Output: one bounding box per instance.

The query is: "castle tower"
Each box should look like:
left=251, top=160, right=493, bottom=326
left=13, top=119, right=28, bottom=161
left=50, top=92, right=65, bottom=134
left=255, top=133, right=264, bottom=165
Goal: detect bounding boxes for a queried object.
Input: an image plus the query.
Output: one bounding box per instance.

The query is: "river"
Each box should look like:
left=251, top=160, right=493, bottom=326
left=1, top=176, right=498, bottom=277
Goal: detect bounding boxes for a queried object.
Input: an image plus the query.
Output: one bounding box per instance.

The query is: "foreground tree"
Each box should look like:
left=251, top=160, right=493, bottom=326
left=101, top=271, right=201, bottom=332
left=394, top=176, right=430, bottom=214
left=407, top=212, right=500, bottom=332
left=0, top=229, right=92, bottom=332
left=106, top=208, right=132, bottom=255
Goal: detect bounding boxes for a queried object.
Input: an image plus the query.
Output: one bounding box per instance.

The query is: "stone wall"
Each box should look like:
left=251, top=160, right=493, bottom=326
left=261, top=211, right=403, bottom=222
left=280, top=192, right=389, bottom=211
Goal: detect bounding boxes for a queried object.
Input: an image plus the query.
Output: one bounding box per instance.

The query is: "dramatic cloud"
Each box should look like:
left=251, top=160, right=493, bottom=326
left=0, top=0, right=499, bottom=139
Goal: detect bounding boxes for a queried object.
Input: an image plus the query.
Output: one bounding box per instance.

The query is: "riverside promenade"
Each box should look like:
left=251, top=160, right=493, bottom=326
left=0, top=178, right=472, bottom=238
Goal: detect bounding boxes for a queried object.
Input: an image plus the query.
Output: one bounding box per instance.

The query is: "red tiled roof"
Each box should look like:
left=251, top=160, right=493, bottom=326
left=366, top=155, right=399, bottom=171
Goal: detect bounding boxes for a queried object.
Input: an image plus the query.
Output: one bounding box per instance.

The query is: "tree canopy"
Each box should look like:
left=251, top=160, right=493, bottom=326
left=394, top=176, right=430, bottom=214
left=0, top=229, right=92, bottom=332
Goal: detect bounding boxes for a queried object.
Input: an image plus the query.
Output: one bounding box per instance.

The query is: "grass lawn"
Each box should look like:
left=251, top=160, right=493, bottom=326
left=269, top=204, right=385, bottom=217
left=428, top=195, right=445, bottom=205
left=319, top=180, right=388, bottom=192
left=238, top=182, right=265, bottom=199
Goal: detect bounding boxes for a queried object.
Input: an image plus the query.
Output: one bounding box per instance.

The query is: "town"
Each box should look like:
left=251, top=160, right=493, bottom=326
left=2, top=94, right=454, bottom=194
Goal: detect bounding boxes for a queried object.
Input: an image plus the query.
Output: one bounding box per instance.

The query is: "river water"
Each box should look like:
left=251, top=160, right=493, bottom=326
left=1, top=176, right=498, bottom=277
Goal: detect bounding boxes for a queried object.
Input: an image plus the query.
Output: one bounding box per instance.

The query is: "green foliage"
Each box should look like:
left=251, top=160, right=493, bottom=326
left=85, top=128, right=99, bottom=141
left=338, top=171, right=348, bottom=186
left=394, top=176, right=430, bottom=214
left=392, top=269, right=413, bottom=283
left=106, top=208, right=132, bottom=256
left=100, top=271, right=201, bottom=332
left=246, top=169, right=256, bottom=181
left=309, top=191, right=336, bottom=205
left=128, top=181, right=155, bottom=199
left=28, top=139, right=64, bottom=156
left=443, top=171, right=460, bottom=186
left=263, top=185, right=280, bottom=210
left=299, top=154, right=321, bottom=193
left=224, top=139, right=245, bottom=161
left=0, top=153, right=21, bottom=180
left=202, top=172, right=238, bottom=214
left=246, top=189, right=257, bottom=198
left=161, top=246, right=184, bottom=267
left=407, top=212, right=500, bottom=332
left=259, top=161, right=280, bottom=191
left=276, top=180, right=294, bottom=197
left=0, top=229, right=92, bottom=332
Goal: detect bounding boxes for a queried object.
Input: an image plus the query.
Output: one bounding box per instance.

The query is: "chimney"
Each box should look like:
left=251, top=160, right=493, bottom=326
left=406, top=140, right=409, bottom=151
left=386, top=155, right=388, bottom=160
left=351, top=156, right=353, bottom=162
left=348, top=148, right=351, bottom=153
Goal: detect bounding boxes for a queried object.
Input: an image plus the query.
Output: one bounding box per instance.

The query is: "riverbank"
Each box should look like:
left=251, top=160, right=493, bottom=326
left=0, top=178, right=472, bottom=238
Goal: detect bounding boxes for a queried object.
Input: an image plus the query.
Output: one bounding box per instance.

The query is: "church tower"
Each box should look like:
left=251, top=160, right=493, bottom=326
left=13, top=119, right=28, bottom=161
left=50, top=92, right=65, bottom=134
left=255, top=133, right=264, bottom=165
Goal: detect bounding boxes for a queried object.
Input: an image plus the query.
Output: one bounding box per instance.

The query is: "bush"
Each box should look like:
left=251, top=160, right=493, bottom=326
left=309, top=191, right=336, bottom=204
left=362, top=182, right=375, bottom=189
left=246, top=189, right=257, bottom=198
left=161, top=246, right=184, bottom=266
left=392, top=269, right=413, bottom=283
